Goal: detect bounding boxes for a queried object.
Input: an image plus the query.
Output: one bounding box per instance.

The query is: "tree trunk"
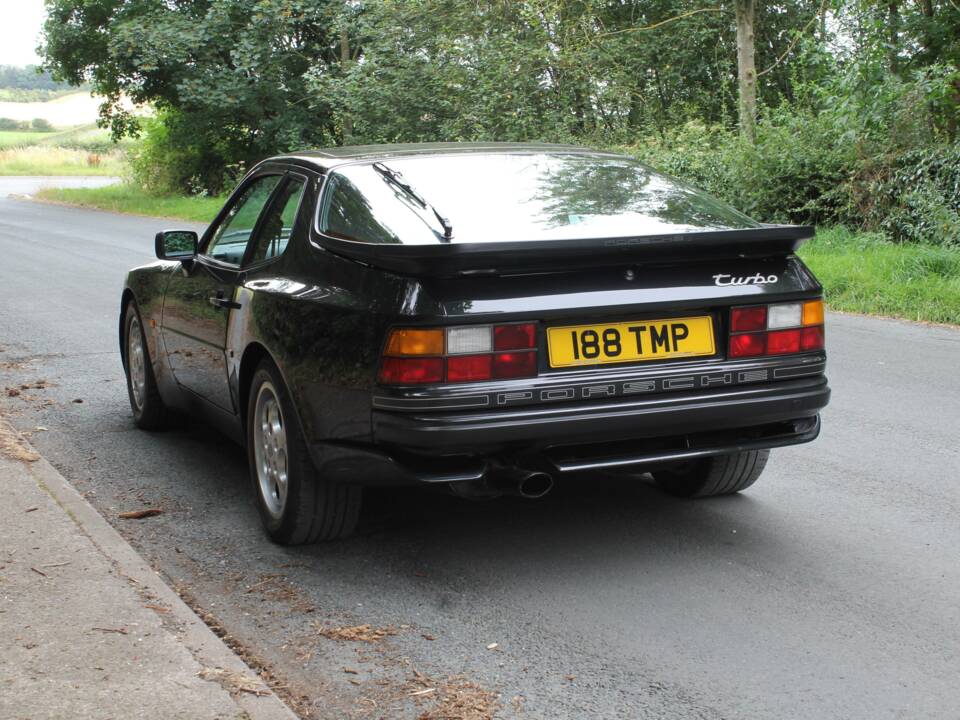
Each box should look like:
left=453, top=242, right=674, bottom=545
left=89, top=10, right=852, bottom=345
left=735, top=0, right=757, bottom=143
left=340, top=28, right=353, bottom=143
left=887, top=1, right=900, bottom=75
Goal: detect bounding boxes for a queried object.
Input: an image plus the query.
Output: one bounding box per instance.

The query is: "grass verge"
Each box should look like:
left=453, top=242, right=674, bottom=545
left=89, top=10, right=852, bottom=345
left=34, top=183, right=225, bottom=223
left=799, top=227, right=960, bottom=325
left=0, top=146, right=126, bottom=175
left=24, top=187, right=960, bottom=325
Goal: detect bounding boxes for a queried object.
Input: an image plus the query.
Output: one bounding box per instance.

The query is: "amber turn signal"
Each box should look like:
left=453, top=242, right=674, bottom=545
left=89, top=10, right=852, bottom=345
left=385, top=328, right=445, bottom=356
left=802, top=299, right=824, bottom=326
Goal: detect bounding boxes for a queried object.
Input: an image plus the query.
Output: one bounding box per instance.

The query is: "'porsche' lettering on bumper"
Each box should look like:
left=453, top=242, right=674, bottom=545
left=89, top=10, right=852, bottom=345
left=372, top=357, right=826, bottom=411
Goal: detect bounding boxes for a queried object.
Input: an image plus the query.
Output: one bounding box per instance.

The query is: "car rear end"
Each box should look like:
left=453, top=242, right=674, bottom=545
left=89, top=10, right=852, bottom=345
left=313, top=146, right=830, bottom=495
left=367, top=256, right=828, bottom=487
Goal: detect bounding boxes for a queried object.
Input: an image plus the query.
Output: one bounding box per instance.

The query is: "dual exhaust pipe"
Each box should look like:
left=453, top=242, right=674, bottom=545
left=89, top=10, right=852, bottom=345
left=451, top=465, right=555, bottom=500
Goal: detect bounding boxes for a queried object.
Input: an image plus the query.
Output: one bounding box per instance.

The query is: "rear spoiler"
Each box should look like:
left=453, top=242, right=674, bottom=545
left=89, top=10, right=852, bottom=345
left=315, top=225, right=815, bottom=277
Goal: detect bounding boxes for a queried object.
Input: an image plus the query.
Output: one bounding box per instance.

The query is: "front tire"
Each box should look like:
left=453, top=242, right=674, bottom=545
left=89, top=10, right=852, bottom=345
left=653, top=450, right=770, bottom=498
left=123, top=302, right=169, bottom=430
left=246, top=361, right=361, bottom=544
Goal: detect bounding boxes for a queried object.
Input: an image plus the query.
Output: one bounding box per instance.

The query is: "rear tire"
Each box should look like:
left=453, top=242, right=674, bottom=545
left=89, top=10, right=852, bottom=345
left=653, top=450, right=769, bottom=498
left=246, top=360, right=361, bottom=544
left=123, top=302, right=169, bottom=430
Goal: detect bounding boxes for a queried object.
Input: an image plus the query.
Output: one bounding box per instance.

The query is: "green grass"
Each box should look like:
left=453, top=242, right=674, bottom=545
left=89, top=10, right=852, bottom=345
left=799, top=227, right=960, bottom=325
left=35, top=183, right=226, bottom=223
left=0, top=124, right=121, bottom=150
left=22, top=188, right=960, bottom=325
left=0, top=130, right=51, bottom=148
left=0, top=146, right=126, bottom=176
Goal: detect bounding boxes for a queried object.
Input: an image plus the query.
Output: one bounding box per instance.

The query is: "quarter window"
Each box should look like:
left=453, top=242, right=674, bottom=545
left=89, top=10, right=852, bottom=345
left=205, top=175, right=282, bottom=265
left=247, top=177, right=306, bottom=264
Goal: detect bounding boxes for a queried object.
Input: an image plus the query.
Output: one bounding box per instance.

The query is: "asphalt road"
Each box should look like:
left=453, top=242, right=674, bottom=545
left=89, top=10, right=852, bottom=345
left=1, top=188, right=959, bottom=720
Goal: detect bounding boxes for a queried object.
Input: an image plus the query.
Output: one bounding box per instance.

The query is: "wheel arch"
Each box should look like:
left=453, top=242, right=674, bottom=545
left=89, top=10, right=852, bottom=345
left=238, top=342, right=322, bottom=456
left=119, top=288, right=137, bottom=363
left=239, top=343, right=271, bottom=432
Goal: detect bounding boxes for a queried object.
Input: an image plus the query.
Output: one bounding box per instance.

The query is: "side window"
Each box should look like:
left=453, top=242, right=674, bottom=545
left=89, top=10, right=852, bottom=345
left=204, top=175, right=282, bottom=265
left=247, top=177, right=306, bottom=264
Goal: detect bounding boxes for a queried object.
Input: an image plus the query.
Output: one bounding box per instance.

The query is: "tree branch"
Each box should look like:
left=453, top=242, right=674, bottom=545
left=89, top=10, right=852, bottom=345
left=757, top=0, right=828, bottom=78
left=596, top=7, right=728, bottom=38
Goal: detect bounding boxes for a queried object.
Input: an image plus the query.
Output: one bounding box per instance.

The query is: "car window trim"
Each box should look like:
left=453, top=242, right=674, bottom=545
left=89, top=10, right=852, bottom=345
left=198, top=168, right=288, bottom=266
left=241, top=170, right=310, bottom=270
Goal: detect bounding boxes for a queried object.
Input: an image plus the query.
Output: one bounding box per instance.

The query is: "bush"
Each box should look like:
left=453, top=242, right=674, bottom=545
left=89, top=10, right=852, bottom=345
left=30, top=118, right=54, bottom=132
left=129, top=109, right=241, bottom=196
left=619, top=112, right=960, bottom=246
left=0, top=117, right=30, bottom=131
left=865, top=146, right=960, bottom=247
left=620, top=111, right=853, bottom=227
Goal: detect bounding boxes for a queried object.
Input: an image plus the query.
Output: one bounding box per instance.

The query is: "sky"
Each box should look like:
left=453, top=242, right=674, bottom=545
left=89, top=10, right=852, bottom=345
left=0, top=0, right=47, bottom=67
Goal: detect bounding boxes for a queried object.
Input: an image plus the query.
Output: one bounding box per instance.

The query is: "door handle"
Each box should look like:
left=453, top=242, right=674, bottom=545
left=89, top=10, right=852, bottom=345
left=208, top=291, right=241, bottom=310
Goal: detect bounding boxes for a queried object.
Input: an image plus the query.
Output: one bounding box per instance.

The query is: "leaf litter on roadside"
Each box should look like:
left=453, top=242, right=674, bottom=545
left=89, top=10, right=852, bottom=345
left=197, top=667, right=269, bottom=696
left=0, top=419, right=39, bottom=462
left=407, top=670, right=500, bottom=720
left=314, top=622, right=398, bottom=643
left=117, top=508, right=163, bottom=519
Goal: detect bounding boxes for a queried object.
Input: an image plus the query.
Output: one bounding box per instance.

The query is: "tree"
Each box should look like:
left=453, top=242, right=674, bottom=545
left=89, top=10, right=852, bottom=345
left=41, top=0, right=345, bottom=192
left=735, top=0, right=758, bottom=141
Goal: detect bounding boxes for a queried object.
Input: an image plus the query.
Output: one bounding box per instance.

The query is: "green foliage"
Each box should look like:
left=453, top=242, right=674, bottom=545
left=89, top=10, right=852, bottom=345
left=42, top=0, right=342, bottom=193
left=129, top=110, right=240, bottom=196
left=30, top=118, right=55, bottom=132
left=620, top=47, right=960, bottom=246
left=620, top=111, right=852, bottom=226
left=872, top=146, right=960, bottom=247
left=35, top=0, right=960, bottom=248
left=0, top=118, right=31, bottom=131
left=39, top=0, right=831, bottom=192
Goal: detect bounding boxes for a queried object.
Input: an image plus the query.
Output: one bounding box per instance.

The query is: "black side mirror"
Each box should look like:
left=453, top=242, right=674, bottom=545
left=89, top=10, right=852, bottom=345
left=155, top=230, right=198, bottom=262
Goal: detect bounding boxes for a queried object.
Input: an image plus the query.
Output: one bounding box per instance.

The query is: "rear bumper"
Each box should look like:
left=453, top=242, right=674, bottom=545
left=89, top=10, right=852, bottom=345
left=371, top=376, right=830, bottom=455
left=310, top=376, right=830, bottom=486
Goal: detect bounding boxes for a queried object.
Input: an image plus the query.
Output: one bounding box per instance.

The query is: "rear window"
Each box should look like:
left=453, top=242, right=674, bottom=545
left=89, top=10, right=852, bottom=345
left=317, top=153, right=759, bottom=245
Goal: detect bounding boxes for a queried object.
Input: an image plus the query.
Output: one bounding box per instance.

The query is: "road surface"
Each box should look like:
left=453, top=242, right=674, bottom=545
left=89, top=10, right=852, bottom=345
left=1, top=191, right=958, bottom=719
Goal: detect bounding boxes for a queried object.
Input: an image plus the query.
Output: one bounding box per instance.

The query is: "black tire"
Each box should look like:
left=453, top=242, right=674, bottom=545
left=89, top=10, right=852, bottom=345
left=123, top=302, right=169, bottom=430
left=653, top=450, right=770, bottom=498
left=246, top=360, right=361, bottom=544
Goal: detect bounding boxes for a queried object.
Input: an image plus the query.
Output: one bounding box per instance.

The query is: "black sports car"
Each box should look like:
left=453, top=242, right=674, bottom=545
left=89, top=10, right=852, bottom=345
left=120, top=142, right=830, bottom=544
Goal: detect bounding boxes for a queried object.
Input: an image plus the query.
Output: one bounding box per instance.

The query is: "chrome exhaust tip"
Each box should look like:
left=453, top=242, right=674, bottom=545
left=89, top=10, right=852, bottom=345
left=516, top=471, right=554, bottom=499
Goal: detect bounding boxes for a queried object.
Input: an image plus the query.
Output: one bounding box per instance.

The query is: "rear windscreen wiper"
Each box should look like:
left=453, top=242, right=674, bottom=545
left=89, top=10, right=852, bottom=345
left=372, top=161, right=453, bottom=241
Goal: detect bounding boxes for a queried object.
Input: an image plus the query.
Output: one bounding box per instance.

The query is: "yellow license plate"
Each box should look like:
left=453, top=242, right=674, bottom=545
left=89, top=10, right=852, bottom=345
left=547, top=316, right=715, bottom=368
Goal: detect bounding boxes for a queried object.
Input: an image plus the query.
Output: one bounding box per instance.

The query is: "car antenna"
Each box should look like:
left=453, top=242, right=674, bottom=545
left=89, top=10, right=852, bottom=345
left=373, top=162, right=453, bottom=241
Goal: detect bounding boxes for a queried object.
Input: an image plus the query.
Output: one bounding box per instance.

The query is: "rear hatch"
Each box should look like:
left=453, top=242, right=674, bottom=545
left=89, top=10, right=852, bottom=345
left=316, top=148, right=824, bottom=388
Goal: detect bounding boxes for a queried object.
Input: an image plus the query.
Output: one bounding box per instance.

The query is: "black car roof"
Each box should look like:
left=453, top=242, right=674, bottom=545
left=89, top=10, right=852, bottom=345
left=271, top=141, right=617, bottom=172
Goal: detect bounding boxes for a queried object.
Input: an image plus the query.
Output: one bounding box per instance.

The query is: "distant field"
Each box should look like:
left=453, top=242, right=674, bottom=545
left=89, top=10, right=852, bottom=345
left=0, top=124, right=117, bottom=149
left=0, top=91, right=102, bottom=127
left=0, top=130, right=51, bottom=148
left=0, top=146, right=126, bottom=176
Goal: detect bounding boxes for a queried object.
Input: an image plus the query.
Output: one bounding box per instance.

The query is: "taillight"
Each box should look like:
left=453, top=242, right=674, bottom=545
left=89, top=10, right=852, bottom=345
left=729, top=299, right=824, bottom=358
left=379, top=323, right=538, bottom=385
left=378, top=357, right=444, bottom=384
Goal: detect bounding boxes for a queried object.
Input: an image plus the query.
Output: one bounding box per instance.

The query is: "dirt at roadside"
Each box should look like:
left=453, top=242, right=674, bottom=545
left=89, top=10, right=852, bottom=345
left=0, top=417, right=39, bottom=462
